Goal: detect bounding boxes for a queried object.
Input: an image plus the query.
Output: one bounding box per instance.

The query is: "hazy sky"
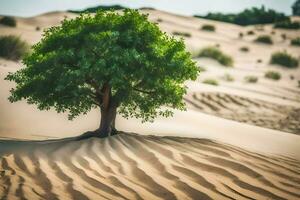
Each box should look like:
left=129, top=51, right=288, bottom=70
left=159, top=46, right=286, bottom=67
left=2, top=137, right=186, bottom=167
left=0, top=0, right=295, bottom=17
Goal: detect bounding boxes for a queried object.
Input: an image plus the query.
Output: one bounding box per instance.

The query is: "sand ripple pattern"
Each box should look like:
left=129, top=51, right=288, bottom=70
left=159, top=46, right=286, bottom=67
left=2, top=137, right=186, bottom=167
left=185, top=92, right=300, bottom=135
left=0, top=133, right=300, bottom=200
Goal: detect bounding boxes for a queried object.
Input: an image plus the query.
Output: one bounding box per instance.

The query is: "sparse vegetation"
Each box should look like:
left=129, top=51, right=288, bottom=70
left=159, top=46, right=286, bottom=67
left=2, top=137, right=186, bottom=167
left=257, top=59, right=263, bottom=63
left=240, top=46, right=249, bottom=52
left=270, top=51, right=299, bottom=68
left=201, top=24, right=216, bottom=32
left=68, top=5, right=127, bottom=13
left=203, top=79, right=219, bottom=86
left=157, top=18, right=163, bottom=22
left=274, top=19, right=300, bottom=30
left=0, top=16, right=16, bottom=27
left=172, top=31, right=191, bottom=37
left=197, top=47, right=234, bottom=67
left=222, top=73, right=235, bottom=82
left=281, top=33, right=287, bottom=40
left=194, top=6, right=288, bottom=26
left=254, top=35, right=273, bottom=44
left=244, top=75, right=258, bottom=83
left=247, top=30, right=255, bottom=35
left=265, top=71, right=281, bottom=80
left=0, top=35, right=29, bottom=61
left=239, top=32, right=244, bottom=38
left=271, top=31, right=276, bottom=35
left=291, top=37, right=300, bottom=46
left=36, top=26, right=40, bottom=31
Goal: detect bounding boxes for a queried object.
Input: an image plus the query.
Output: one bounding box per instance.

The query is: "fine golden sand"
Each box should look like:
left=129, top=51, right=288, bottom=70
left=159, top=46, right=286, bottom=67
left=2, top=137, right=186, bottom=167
left=1, top=133, right=300, bottom=200
left=1, top=9, right=300, bottom=200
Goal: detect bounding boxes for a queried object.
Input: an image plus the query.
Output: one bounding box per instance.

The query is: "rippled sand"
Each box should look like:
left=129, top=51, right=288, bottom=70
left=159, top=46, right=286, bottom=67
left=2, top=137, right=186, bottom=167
left=1, top=133, right=299, bottom=200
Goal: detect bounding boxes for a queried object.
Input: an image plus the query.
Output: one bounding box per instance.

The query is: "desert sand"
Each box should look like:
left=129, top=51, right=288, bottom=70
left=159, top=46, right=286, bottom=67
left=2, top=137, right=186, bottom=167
left=1, top=9, right=300, bottom=199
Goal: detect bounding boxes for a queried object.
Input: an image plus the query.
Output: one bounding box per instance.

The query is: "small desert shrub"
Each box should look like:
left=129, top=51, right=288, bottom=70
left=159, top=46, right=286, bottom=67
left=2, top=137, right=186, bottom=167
left=281, top=33, right=287, bottom=40
left=274, top=20, right=300, bottom=30
left=239, top=32, right=244, bottom=38
left=254, top=35, right=273, bottom=44
left=270, top=51, right=299, bottom=68
left=240, top=46, right=249, bottom=52
left=172, top=31, right=191, bottom=37
left=203, top=79, right=219, bottom=86
left=298, top=81, right=300, bottom=88
left=36, top=26, right=40, bottom=31
left=222, top=73, right=234, bottom=82
left=215, top=43, right=220, bottom=48
left=265, top=71, right=281, bottom=80
left=0, top=35, right=29, bottom=61
left=290, top=75, right=294, bottom=80
left=257, top=59, right=262, bottom=63
left=291, top=37, right=300, bottom=46
left=157, top=18, right=163, bottom=22
left=201, top=24, right=215, bottom=32
left=0, top=16, right=16, bottom=27
left=244, top=75, right=258, bottom=83
left=247, top=30, right=255, bottom=35
left=271, top=31, right=276, bottom=35
left=197, top=47, right=233, bottom=67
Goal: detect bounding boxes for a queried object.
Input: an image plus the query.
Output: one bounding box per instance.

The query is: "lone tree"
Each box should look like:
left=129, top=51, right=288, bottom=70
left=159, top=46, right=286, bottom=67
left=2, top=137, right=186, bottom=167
left=5, top=9, right=199, bottom=137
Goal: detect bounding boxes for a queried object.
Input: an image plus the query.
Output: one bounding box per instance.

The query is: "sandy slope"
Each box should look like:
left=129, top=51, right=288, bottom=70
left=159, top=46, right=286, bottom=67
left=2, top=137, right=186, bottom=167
left=1, top=133, right=300, bottom=200
left=1, top=9, right=300, bottom=200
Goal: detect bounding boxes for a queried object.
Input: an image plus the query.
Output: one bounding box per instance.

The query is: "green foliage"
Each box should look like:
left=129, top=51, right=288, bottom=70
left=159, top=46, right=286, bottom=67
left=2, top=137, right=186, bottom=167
left=195, top=6, right=288, bottom=26
left=264, top=71, right=281, bottom=80
left=172, top=31, right=191, bottom=38
left=5, top=9, right=199, bottom=122
left=222, top=73, right=234, bottom=82
left=0, top=16, right=16, bottom=27
left=270, top=51, right=299, bottom=68
left=203, top=79, right=218, bottom=86
left=291, top=37, right=300, bottom=46
left=254, top=35, right=273, bottom=44
left=201, top=24, right=215, bottom=32
left=244, top=75, right=258, bottom=83
left=68, top=5, right=127, bottom=13
left=197, top=47, right=233, bottom=67
left=292, top=0, right=300, bottom=16
left=240, top=46, right=249, bottom=52
left=0, top=35, right=29, bottom=61
left=274, top=19, right=300, bottom=29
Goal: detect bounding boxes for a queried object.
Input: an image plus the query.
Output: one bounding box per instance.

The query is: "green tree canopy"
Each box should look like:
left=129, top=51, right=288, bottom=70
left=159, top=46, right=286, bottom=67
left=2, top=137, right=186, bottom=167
left=5, top=9, right=199, bottom=137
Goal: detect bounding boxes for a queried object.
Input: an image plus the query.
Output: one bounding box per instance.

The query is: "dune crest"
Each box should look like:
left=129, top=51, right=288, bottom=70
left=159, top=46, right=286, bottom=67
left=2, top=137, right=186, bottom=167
left=1, top=133, right=299, bottom=200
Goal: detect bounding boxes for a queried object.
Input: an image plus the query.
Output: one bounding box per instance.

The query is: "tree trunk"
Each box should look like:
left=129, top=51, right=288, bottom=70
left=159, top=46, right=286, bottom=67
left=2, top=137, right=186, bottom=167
left=96, top=83, right=117, bottom=137
left=97, top=104, right=117, bottom=137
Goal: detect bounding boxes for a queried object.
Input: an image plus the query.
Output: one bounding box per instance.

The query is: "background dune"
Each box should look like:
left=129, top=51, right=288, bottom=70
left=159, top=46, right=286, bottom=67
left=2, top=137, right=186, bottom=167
left=1, top=8, right=300, bottom=200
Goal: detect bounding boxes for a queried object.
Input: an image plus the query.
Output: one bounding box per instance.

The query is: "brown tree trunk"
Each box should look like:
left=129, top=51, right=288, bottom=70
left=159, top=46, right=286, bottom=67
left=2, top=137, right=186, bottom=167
left=96, top=83, right=117, bottom=137
left=97, top=104, right=117, bottom=137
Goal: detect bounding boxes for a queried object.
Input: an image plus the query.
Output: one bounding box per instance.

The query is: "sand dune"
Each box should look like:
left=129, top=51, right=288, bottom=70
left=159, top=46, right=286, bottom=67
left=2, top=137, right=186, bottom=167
left=185, top=92, right=300, bottom=134
left=1, top=133, right=300, bottom=200
left=1, top=8, right=300, bottom=200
